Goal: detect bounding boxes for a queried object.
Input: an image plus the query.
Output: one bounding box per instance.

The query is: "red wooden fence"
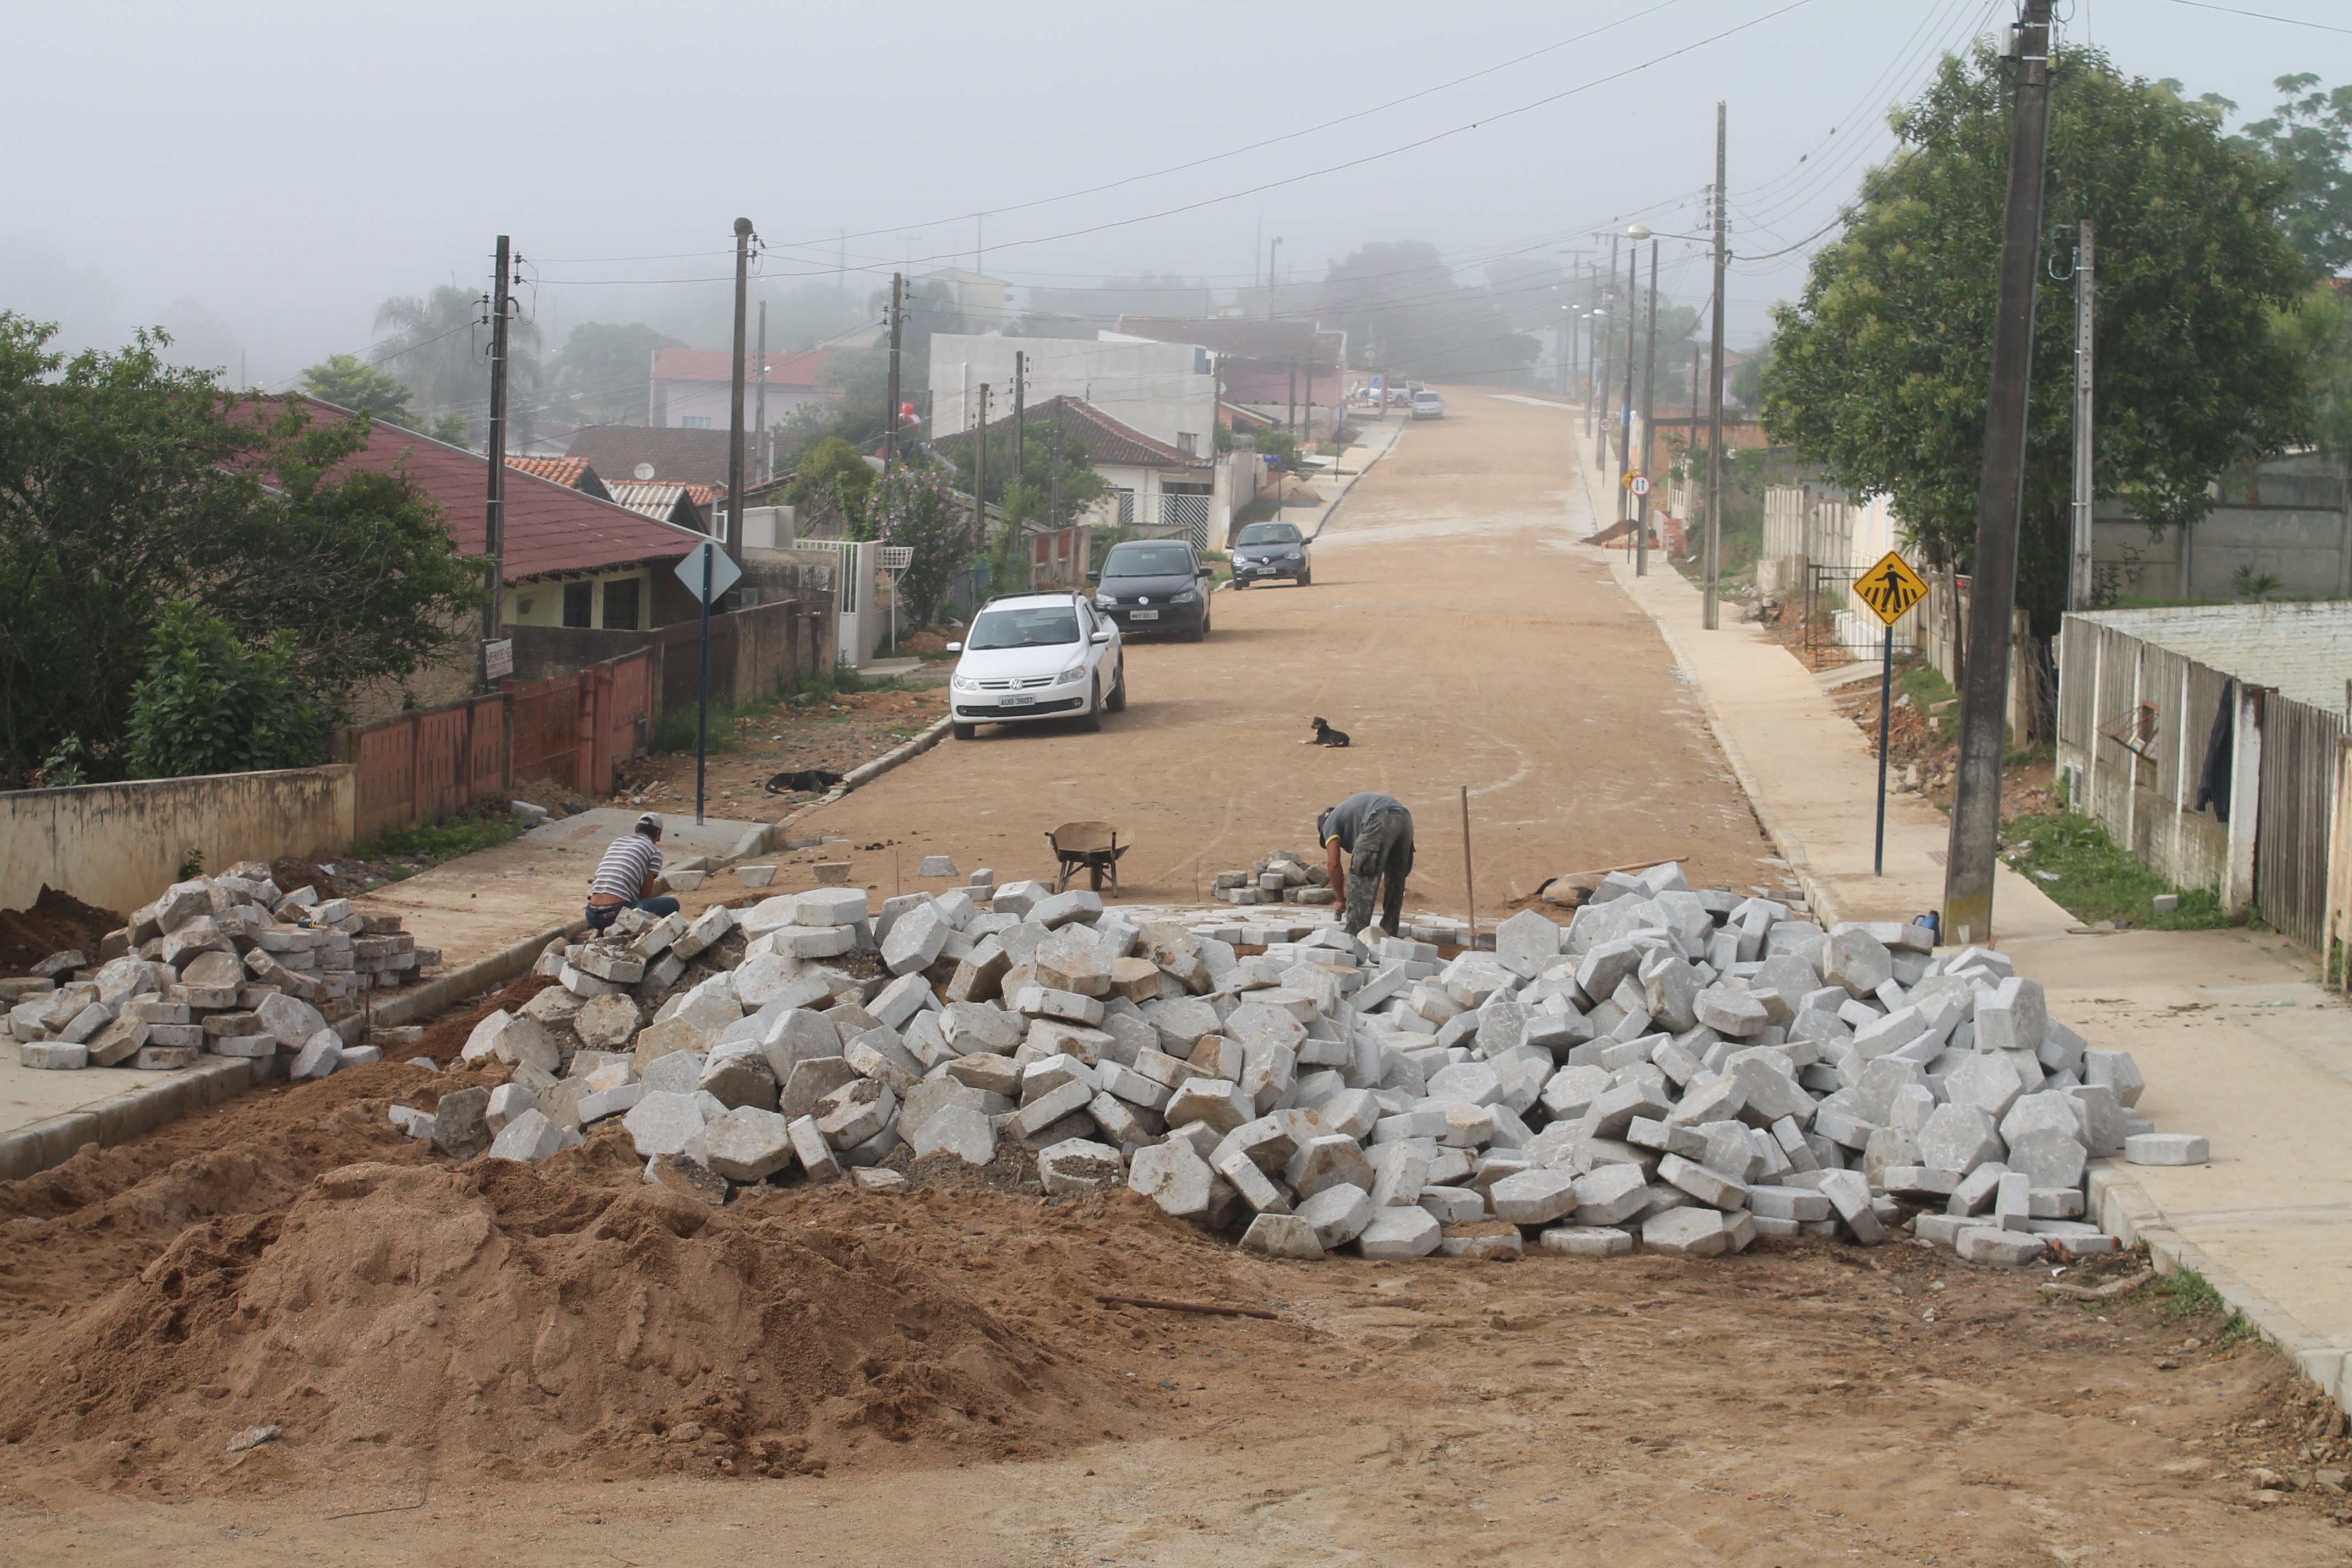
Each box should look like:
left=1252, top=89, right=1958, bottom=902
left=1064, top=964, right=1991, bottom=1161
left=341, top=650, right=652, bottom=842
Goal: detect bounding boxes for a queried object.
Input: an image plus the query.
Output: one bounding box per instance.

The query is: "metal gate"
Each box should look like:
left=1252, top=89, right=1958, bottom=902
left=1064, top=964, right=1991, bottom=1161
left=2256, top=692, right=2345, bottom=952
left=1159, top=492, right=1211, bottom=549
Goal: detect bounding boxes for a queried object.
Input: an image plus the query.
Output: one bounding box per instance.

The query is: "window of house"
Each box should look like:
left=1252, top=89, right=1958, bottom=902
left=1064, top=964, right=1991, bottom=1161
left=600, top=578, right=641, bottom=629
left=1176, top=432, right=1198, bottom=456
left=562, top=581, right=593, bottom=627
left=679, top=416, right=713, bottom=429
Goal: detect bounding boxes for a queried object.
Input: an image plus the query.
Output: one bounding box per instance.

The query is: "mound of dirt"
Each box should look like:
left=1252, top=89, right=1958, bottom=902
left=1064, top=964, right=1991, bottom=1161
left=0, top=1063, right=1265, bottom=1498
left=0, top=885, right=123, bottom=974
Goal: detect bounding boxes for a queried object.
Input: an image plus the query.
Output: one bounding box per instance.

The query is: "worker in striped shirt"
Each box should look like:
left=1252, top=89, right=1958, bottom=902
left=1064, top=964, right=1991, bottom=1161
left=586, top=812, right=681, bottom=933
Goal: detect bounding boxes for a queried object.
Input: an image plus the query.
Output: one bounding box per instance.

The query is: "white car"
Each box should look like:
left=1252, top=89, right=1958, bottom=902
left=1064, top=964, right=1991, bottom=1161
left=1411, top=389, right=1446, bottom=419
left=945, top=591, right=1125, bottom=739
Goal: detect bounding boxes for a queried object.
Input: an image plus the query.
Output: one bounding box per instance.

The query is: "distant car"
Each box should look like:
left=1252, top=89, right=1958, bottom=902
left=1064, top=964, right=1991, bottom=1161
left=945, top=591, right=1124, bottom=739
left=1387, top=385, right=1414, bottom=407
left=1229, top=520, right=1310, bottom=587
left=1091, top=538, right=1213, bottom=640
left=1411, top=389, right=1446, bottom=419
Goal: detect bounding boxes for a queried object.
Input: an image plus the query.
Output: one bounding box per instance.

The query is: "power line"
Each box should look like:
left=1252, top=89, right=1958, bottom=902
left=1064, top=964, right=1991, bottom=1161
left=2159, top=0, right=2352, bottom=32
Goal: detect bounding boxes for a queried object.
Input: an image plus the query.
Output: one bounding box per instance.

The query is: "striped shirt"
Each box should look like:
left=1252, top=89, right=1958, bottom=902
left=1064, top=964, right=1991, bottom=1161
left=590, top=833, right=663, bottom=901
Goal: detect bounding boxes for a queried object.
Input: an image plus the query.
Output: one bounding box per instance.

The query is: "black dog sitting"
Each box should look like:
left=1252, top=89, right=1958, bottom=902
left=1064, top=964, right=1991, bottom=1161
left=765, top=767, right=846, bottom=794
left=1308, top=717, right=1351, bottom=748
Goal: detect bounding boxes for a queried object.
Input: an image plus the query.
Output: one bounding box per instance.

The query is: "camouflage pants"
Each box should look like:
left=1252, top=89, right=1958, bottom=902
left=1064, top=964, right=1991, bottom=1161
left=1345, top=807, right=1414, bottom=936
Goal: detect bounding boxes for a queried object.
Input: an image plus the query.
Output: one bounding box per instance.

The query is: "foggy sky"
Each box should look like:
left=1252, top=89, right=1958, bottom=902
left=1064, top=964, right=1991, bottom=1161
left=6, top=1, right=2338, bottom=391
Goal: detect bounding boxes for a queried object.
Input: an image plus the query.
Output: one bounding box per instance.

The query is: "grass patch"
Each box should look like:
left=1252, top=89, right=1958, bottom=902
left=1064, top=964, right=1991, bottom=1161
left=651, top=697, right=773, bottom=755
left=1898, top=663, right=1957, bottom=714
left=2147, top=1269, right=2260, bottom=1345
left=359, top=810, right=520, bottom=866
left=2001, top=810, right=2233, bottom=929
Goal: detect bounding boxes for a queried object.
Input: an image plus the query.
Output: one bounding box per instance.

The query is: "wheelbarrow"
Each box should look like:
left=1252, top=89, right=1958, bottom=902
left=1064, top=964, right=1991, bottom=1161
left=1046, top=820, right=1129, bottom=895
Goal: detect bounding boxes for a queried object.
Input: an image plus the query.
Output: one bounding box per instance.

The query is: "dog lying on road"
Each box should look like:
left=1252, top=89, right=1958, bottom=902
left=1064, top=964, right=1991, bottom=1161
left=765, top=768, right=846, bottom=794
left=1307, top=717, right=1351, bottom=748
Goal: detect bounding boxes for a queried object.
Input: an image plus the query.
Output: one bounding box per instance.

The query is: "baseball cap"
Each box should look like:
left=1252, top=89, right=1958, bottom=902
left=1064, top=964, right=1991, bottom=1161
left=636, top=812, right=664, bottom=834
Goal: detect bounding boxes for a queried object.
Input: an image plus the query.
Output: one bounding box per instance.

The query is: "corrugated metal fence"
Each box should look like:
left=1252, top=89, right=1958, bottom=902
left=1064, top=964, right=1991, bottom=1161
left=2258, top=692, right=2347, bottom=954
left=338, top=649, right=652, bottom=841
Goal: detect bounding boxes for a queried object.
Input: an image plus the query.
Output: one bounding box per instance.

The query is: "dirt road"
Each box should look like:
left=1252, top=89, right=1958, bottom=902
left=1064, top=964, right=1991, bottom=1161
left=793, top=392, right=1782, bottom=914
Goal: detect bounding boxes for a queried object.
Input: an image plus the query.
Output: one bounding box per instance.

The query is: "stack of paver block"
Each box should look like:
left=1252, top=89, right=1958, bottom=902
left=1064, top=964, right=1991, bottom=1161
left=390, top=861, right=2192, bottom=1267
left=1211, top=849, right=1335, bottom=907
left=3, top=863, right=438, bottom=1076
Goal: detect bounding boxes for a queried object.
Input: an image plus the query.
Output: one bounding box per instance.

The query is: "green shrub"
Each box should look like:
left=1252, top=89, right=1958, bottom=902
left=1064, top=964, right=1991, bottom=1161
left=126, top=602, right=321, bottom=777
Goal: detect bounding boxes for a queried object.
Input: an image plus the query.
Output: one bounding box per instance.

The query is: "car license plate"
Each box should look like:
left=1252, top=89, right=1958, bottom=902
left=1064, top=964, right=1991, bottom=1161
left=998, top=694, right=1028, bottom=707
left=1130, top=609, right=1158, bottom=620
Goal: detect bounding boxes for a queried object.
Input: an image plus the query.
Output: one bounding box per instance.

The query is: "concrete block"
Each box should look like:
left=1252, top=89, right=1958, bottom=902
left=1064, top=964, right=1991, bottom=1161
left=1822, top=927, right=1894, bottom=997
left=909, top=1103, right=997, bottom=1165
left=1240, top=1212, right=1325, bottom=1259
left=773, top=1114, right=834, bottom=1183
left=1128, top=1140, right=1217, bottom=1221
left=1031, top=889, right=1103, bottom=928
left=1488, top=1168, right=1580, bottom=1224
left=2006, top=1126, right=2088, bottom=1189
left=1537, top=1224, right=1634, bottom=1257
left=1658, top=1152, right=1749, bottom=1211
left=1692, top=984, right=1768, bottom=1037
left=1816, top=1168, right=1885, bottom=1243
left=1916, top=1102, right=2004, bottom=1175
left=1571, top=1163, right=1652, bottom=1227
left=18, top=1041, right=87, bottom=1069
left=944, top=1053, right=1022, bottom=1099
left=1954, top=1224, right=2046, bottom=1265
left=2084, top=1049, right=2146, bottom=1108
left=1037, top=1136, right=1125, bottom=1195
left=288, top=1028, right=342, bottom=1081
left=699, top=1048, right=782, bottom=1112
left=1438, top=1222, right=1525, bottom=1259
left=795, top=887, right=869, bottom=927
left=1357, top=1205, right=1445, bottom=1258
left=1642, top=1207, right=1728, bottom=1257
left=1286, top=1134, right=1374, bottom=1199
left=487, top=1107, right=571, bottom=1163
left=1747, top=1184, right=1832, bottom=1222
left=623, top=1090, right=708, bottom=1157
left=2125, top=1132, right=2208, bottom=1166
left=1295, top=1182, right=1374, bottom=1248
left=1368, top=1140, right=1433, bottom=1207
left=1164, top=1077, right=1251, bottom=1135
left=1417, top=1186, right=1486, bottom=1223
left=485, top=1081, right=538, bottom=1133
left=431, top=1086, right=493, bottom=1159
left=254, top=990, right=327, bottom=1049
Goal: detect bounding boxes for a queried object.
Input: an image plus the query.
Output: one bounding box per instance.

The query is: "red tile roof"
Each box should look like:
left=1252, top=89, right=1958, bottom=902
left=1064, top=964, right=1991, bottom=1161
left=650, top=348, right=828, bottom=387
left=931, top=395, right=1208, bottom=470
left=505, top=454, right=599, bottom=493
left=253, top=398, right=705, bottom=584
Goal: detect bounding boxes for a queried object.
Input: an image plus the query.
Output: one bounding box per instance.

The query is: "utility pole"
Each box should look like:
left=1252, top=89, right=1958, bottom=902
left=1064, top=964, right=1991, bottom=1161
left=1049, top=400, right=1064, bottom=531
left=726, top=216, right=754, bottom=570
left=1012, top=350, right=1027, bottom=494
left=1595, top=236, right=1619, bottom=469
left=1636, top=239, right=1659, bottom=577
left=1288, top=361, right=1298, bottom=438
left=1267, top=236, right=1283, bottom=318
left=973, top=383, right=990, bottom=546
left=1945, top=0, right=2057, bottom=951
left=883, top=273, right=904, bottom=474
left=755, top=300, right=769, bottom=486
left=481, top=234, right=512, bottom=688
left=1703, top=104, right=1729, bottom=631
left=2069, top=219, right=2097, bottom=611
left=1616, top=243, right=1638, bottom=531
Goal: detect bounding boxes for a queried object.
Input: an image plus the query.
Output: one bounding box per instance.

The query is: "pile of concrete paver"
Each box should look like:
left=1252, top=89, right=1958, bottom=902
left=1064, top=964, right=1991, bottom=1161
left=1212, top=848, right=1336, bottom=907
left=3, top=864, right=438, bottom=1074
left=396, top=861, right=2196, bottom=1267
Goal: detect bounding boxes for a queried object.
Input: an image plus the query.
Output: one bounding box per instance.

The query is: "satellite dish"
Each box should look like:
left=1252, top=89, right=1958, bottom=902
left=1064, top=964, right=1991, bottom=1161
left=633, top=462, right=656, bottom=481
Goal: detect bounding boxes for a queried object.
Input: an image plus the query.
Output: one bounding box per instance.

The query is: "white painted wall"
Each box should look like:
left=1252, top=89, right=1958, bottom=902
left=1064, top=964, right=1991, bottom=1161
left=651, top=378, right=829, bottom=430
left=927, top=335, right=1216, bottom=454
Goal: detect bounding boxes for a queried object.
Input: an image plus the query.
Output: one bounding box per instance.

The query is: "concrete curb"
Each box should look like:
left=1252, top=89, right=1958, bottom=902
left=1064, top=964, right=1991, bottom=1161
left=0, top=1055, right=264, bottom=1183
left=842, top=715, right=954, bottom=791
left=346, top=917, right=592, bottom=1041
left=2089, top=1160, right=2350, bottom=1415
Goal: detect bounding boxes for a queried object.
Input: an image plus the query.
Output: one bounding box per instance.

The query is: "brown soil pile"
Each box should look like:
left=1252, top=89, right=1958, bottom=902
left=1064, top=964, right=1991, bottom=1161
left=0, top=1061, right=1260, bottom=1499
left=0, top=886, right=124, bottom=974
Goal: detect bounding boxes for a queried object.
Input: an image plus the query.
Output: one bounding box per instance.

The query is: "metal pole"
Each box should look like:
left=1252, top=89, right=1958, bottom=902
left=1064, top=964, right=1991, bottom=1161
left=884, top=273, right=903, bottom=474
left=756, top=300, right=768, bottom=484
left=1013, top=349, right=1027, bottom=497
left=1460, top=785, right=1477, bottom=949
left=2069, top=218, right=2097, bottom=611
left=974, top=383, right=990, bottom=559
left=695, top=545, right=711, bottom=826
left=1704, top=103, right=1728, bottom=631
left=1595, top=238, right=1618, bottom=469
left=1636, top=241, right=1659, bottom=576
left=1944, top=0, right=2056, bottom=950
left=1875, top=622, right=1893, bottom=875
left=1050, top=401, right=1063, bottom=529
left=726, top=217, right=753, bottom=570
left=1616, top=244, right=1637, bottom=530
left=482, top=235, right=511, bottom=685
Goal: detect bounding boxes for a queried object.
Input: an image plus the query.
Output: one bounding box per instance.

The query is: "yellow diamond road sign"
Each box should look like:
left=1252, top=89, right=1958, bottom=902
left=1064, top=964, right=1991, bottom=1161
left=1855, top=549, right=1927, bottom=627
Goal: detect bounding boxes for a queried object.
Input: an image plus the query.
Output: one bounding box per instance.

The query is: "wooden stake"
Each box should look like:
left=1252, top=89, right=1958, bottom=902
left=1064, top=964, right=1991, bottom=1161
left=1096, top=1293, right=1281, bottom=1321
left=1460, top=785, right=1477, bottom=949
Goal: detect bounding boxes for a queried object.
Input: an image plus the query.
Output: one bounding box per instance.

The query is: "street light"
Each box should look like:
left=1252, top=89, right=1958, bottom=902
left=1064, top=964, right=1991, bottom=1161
left=1623, top=222, right=1727, bottom=621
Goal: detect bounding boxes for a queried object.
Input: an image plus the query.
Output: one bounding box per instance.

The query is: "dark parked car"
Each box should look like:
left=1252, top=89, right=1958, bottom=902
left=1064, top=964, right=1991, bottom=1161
left=1230, top=520, right=1310, bottom=587
left=1090, top=538, right=1212, bottom=640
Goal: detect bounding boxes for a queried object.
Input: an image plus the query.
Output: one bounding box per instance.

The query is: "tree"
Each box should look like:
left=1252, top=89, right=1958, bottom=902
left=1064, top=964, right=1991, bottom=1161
left=1763, top=45, right=2308, bottom=633
left=371, top=284, right=541, bottom=448
left=0, top=315, right=482, bottom=783
left=867, top=466, right=979, bottom=627
left=783, top=437, right=877, bottom=537
left=301, top=353, right=415, bottom=423
left=2274, top=281, right=2352, bottom=459
left=126, top=603, right=320, bottom=778
left=546, top=321, right=683, bottom=428
left=945, top=420, right=1109, bottom=529
left=1316, top=242, right=1539, bottom=383
left=2237, top=74, right=2352, bottom=278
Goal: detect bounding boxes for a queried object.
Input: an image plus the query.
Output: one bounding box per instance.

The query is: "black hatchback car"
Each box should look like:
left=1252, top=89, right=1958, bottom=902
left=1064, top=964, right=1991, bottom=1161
left=1091, top=539, right=1213, bottom=640
left=1230, top=520, right=1311, bottom=587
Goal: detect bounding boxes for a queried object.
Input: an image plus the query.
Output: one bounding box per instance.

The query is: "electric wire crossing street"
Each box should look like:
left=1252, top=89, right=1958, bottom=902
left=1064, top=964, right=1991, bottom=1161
left=1855, top=549, right=1928, bottom=626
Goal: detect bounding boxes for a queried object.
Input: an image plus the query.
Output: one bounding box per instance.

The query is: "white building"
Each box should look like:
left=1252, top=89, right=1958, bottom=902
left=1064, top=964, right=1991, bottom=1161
left=927, top=333, right=1217, bottom=459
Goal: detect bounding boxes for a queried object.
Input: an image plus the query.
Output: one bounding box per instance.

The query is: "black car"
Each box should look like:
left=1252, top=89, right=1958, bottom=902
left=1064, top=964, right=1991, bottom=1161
left=1090, top=538, right=1213, bottom=640
left=1230, top=520, right=1311, bottom=587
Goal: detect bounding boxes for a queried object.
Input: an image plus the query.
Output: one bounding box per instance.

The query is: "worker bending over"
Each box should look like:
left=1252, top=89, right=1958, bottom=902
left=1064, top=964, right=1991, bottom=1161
left=586, top=812, right=681, bottom=932
left=1320, top=791, right=1414, bottom=937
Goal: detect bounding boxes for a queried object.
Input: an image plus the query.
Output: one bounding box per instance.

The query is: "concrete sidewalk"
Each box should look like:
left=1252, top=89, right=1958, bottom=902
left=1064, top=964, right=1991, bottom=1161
left=1559, top=423, right=2352, bottom=1408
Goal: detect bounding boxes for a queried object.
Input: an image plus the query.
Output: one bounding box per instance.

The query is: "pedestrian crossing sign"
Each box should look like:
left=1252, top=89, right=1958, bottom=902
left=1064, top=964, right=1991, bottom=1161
left=1855, top=549, right=1927, bottom=627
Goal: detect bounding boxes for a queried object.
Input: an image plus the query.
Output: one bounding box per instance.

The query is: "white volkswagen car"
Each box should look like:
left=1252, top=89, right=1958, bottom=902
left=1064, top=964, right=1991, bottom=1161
left=945, top=591, right=1125, bottom=739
